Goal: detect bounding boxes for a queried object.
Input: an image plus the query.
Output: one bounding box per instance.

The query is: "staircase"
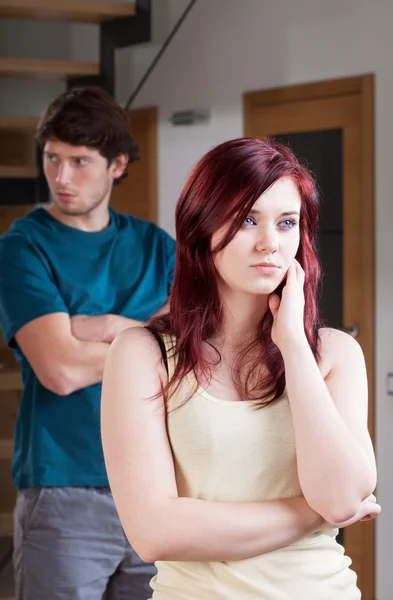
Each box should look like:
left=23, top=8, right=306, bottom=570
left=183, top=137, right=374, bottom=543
left=0, top=0, right=151, bottom=565
left=0, top=0, right=135, bottom=22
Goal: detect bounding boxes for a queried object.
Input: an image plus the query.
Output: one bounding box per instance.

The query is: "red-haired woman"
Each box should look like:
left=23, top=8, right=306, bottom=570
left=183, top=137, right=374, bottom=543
left=101, top=138, right=379, bottom=599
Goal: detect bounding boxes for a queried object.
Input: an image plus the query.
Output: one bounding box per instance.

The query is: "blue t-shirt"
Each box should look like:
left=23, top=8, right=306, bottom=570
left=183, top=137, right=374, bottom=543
left=0, top=207, right=175, bottom=489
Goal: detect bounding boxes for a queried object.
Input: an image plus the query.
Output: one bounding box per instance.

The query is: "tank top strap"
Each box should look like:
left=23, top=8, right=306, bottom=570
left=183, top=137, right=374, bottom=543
left=144, top=326, right=168, bottom=374
left=161, top=334, right=178, bottom=379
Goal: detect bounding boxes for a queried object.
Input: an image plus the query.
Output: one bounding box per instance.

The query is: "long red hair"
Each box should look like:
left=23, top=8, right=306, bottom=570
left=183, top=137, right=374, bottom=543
left=150, top=137, right=322, bottom=407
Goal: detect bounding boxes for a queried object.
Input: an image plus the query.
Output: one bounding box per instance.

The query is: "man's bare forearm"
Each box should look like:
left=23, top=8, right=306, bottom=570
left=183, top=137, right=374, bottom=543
left=47, top=337, right=110, bottom=395
left=71, top=314, right=142, bottom=343
left=71, top=300, right=170, bottom=343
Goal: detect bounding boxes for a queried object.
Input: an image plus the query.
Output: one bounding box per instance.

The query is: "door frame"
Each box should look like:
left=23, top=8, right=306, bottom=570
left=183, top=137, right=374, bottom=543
left=129, top=106, right=159, bottom=224
left=243, top=75, right=375, bottom=598
left=110, top=105, right=158, bottom=223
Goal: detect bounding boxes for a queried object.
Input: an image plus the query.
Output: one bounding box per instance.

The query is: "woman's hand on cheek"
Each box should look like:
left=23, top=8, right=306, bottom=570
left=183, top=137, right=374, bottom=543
left=268, top=259, right=307, bottom=353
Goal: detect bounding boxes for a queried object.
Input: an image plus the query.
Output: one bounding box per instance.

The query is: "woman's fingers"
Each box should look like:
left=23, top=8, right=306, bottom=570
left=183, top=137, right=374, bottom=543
left=294, top=259, right=305, bottom=287
left=359, top=501, right=381, bottom=521
left=359, top=504, right=381, bottom=521
left=268, top=293, right=280, bottom=319
left=282, top=262, right=296, bottom=295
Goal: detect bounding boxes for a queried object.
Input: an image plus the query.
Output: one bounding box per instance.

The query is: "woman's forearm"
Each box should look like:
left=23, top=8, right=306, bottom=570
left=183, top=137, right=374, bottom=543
left=282, top=340, right=375, bottom=522
left=124, top=495, right=324, bottom=563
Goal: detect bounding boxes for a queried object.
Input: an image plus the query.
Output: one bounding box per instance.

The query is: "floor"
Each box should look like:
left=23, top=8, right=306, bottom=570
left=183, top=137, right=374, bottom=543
left=0, top=538, right=14, bottom=600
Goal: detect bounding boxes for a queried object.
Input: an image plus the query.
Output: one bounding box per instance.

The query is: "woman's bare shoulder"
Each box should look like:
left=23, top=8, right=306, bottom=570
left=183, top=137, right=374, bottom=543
left=108, top=326, right=166, bottom=373
left=318, top=327, right=365, bottom=376
left=112, top=325, right=159, bottom=348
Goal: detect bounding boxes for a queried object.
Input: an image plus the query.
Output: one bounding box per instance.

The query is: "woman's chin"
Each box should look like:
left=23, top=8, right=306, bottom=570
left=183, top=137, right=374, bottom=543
left=248, top=284, right=279, bottom=296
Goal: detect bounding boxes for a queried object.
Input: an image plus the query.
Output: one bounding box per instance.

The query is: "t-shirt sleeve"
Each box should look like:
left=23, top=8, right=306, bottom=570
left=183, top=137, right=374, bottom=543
left=0, top=232, right=69, bottom=346
left=163, top=231, right=176, bottom=294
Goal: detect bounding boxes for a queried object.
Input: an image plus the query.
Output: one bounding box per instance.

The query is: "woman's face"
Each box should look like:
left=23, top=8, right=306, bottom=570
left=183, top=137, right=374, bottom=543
left=212, top=177, right=301, bottom=297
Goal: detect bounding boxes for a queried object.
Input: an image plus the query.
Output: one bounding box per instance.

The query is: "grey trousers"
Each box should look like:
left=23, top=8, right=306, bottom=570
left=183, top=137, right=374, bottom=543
left=13, top=487, right=157, bottom=600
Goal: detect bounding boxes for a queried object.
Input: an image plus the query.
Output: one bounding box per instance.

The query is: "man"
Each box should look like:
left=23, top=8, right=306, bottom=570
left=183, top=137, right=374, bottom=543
left=0, top=87, right=175, bottom=599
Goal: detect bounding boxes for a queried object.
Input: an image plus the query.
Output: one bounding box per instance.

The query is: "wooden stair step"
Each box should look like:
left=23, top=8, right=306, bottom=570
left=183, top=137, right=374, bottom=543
left=0, top=0, right=135, bottom=23
left=0, top=165, right=38, bottom=178
left=0, top=440, right=13, bottom=460
left=0, top=57, right=99, bottom=80
left=0, top=118, right=38, bottom=174
left=0, top=116, right=37, bottom=131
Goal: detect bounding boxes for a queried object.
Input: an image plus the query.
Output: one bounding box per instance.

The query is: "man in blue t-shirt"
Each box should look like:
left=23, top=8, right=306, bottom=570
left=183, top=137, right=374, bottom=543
left=0, top=87, right=175, bottom=600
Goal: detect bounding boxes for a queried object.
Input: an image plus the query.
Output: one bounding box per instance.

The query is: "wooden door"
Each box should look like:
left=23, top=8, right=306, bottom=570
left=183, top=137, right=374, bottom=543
left=110, top=106, right=158, bottom=223
left=244, top=76, right=375, bottom=599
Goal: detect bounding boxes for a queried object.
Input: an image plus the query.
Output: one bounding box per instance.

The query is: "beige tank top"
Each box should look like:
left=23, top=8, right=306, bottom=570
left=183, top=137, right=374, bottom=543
left=149, top=335, right=361, bottom=600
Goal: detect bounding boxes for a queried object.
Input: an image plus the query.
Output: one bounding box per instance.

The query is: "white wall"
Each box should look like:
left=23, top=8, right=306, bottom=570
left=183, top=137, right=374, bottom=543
left=115, top=1, right=393, bottom=598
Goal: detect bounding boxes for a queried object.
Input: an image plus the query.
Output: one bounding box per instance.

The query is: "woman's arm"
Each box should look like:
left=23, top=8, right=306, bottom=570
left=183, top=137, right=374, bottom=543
left=101, top=327, right=326, bottom=563
left=269, top=262, right=376, bottom=524
left=282, top=328, right=376, bottom=523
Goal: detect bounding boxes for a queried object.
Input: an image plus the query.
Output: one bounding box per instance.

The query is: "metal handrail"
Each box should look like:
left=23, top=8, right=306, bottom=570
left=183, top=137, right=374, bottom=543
left=124, top=0, right=198, bottom=109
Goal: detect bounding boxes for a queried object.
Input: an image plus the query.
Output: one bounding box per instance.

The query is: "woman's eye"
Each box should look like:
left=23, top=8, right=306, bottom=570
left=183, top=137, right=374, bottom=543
left=243, top=216, right=256, bottom=227
left=279, top=219, right=297, bottom=230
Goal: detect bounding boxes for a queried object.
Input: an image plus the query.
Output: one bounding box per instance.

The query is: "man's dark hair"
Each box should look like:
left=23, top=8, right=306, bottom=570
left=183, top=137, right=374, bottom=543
left=36, top=86, right=139, bottom=184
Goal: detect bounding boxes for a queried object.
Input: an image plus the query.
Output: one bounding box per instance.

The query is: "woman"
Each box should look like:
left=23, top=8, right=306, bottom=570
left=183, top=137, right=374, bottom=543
left=101, top=138, right=379, bottom=599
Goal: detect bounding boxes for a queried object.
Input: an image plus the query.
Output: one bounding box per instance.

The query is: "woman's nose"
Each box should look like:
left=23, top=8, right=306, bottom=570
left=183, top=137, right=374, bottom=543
left=255, top=228, right=278, bottom=253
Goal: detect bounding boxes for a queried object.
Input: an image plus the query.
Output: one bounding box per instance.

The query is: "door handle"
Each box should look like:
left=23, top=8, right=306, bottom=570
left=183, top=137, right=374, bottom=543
left=340, top=324, right=359, bottom=338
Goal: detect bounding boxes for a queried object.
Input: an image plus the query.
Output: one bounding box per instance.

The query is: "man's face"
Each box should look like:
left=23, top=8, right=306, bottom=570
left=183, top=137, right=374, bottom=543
left=43, top=139, right=127, bottom=217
